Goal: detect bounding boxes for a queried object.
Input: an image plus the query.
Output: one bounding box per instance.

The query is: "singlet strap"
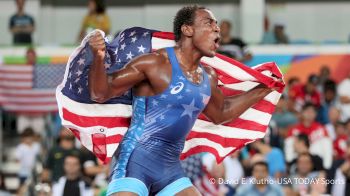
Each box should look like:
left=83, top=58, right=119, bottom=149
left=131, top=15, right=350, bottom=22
left=165, top=47, right=181, bottom=75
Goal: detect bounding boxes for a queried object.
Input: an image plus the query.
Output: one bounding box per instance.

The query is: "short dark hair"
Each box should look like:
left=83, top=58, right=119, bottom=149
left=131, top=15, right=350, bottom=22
left=302, top=102, right=316, bottom=111
left=252, top=161, right=268, bottom=171
left=296, top=133, right=310, bottom=148
left=20, top=127, right=35, bottom=138
left=93, top=0, right=106, bottom=14
left=173, top=5, right=206, bottom=42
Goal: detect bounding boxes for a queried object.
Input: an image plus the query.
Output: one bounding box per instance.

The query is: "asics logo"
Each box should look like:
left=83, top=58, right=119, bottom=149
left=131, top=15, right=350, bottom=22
left=170, top=82, right=184, bottom=94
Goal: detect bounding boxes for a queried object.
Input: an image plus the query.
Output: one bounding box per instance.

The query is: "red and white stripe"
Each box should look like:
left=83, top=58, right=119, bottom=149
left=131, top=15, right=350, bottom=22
left=57, top=30, right=283, bottom=164
left=0, top=65, right=58, bottom=113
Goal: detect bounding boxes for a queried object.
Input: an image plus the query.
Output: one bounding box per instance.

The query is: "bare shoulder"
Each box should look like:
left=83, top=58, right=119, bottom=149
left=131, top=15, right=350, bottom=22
left=126, top=48, right=168, bottom=69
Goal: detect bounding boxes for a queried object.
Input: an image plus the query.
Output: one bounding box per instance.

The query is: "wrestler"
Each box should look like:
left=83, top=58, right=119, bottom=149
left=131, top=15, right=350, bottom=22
left=88, top=5, right=276, bottom=196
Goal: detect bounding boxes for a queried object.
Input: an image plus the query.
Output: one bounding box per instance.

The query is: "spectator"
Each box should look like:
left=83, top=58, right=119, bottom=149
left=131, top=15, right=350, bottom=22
left=78, top=0, right=110, bottom=42
left=9, top=0, right=35, bottom=45
left=196, top=153, right=242, bottom=195
left=290, top=153, right=321, bottom=195
left=52, top=154, right=93, bottom=196
left=324, top=107, right=341, bottom=140
left=15, top=127, right=41, bottom=186
left=261, top=23, right=289, bottom=44
left=26, top=47, right=37, bottom=65
left=251, top=140, right=286, bottom=179
left=333, top=122, right=348, bottom=160
left=318, top=66, right=331, bottom=93
left=285, top=103, right=333, bottom=169
left=42, top=128, right=81, bottom=183
left=218, top=20, right=252, bottom=62
left=236, top=161, right=284, bottom=196
left=289, top=74, right=321, bottom=112
left=331, top=141, right=350, bottom=196
left=271, top=95, right=298, bottom=134
left=289, top=134, right=324, bottom=175
left=317, top=80, right=339, bottom=125
left=338, top=72, right=350, bottom=121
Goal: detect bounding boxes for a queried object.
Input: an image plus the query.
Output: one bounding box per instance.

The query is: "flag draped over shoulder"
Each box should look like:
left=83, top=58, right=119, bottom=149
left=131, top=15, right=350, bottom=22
left=56, top=27, right=284, bottom=164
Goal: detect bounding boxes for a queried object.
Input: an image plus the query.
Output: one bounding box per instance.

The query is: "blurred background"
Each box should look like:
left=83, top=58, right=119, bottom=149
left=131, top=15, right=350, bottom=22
left=1, top=0, right=350, bottom=195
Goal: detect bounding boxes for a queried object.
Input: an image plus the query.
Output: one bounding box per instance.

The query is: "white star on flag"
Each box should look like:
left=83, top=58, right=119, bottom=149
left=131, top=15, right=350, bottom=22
left=181, top=99, right=199, bottom=118
left=129, top=31, right=136, bottom=37
left=143, top=31, right=149, bottom=37
left=76, top=70, right=83, bottom=77
left=120, top=43, right=126, bottom=50
left=69, top=83, right=72, bottom=90
left=126, top=51, right=134, bottom=60
left=78, top=86, right=83, bottom=94
left=138, top=45, right=146, bottom=53
left=104, top=63, right=111, bottom=69
left=131, top=36, right=137, bottom=43
left=77, top=58, right=85, bottom=66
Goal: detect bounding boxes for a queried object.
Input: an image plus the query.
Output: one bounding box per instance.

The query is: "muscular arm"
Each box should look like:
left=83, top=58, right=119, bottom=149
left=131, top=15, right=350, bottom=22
left=88, top=32, right=160, bottom=103
left=202, top=66, right=273, bottom=125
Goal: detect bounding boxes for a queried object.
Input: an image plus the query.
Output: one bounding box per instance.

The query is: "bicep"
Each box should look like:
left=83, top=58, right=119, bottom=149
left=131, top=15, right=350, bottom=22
left=108, top=54, right=156, bottom=97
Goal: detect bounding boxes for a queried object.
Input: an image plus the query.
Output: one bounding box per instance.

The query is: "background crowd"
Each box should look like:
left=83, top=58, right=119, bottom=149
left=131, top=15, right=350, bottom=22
left=1, top=0, right=350, bottom=196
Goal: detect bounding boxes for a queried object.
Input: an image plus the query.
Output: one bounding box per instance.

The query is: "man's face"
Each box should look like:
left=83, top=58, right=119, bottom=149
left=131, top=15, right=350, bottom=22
left=64, top=156, right=81, bottom=177
left=191, top=9, right=221, bottom=57
left=17, top=0, right=24, bottom=11
left=252, top=164, right=268, bottom=181
left=219, top=21, right=230, bottom=37
left=297, top=155, right=312, bottom=175
left=302, top=107, right=316, bottom=123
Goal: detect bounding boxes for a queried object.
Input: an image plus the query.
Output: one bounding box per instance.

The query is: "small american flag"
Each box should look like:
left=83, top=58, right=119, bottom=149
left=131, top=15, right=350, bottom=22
left=0, top=64, right=65, bottom=113
left=56, top=27, right=284, bottom=164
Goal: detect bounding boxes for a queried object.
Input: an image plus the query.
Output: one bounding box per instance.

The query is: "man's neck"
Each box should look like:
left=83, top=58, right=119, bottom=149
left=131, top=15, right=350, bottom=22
left=175, top=41, right=202, bottom=71
left=221, top=35, right=231, bottom=44
left=66, top=174, right=79, bottom=181
left=255, top=184, right=267, bottom=192
left=17, top=10, right=24, bottom=16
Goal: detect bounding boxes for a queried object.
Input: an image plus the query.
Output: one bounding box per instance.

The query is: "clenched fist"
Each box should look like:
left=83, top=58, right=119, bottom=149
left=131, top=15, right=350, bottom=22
left=88, top=31, right=106, bottom=60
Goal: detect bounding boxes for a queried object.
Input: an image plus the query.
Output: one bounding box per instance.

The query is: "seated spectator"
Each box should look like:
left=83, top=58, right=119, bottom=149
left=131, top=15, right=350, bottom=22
left=324, top=106, right=341, bottom=140
left=26, top=47, right=37, bottom=65
left=317, top=80, right=339, bottom=125
left=15, top=127, right=41, bottom=186
left=52, top=154, right=93, bottom=196
left=78, top=0, right=110, bottom=42
left=261, top=23, right=289, bottom=44
left=9, top=0, right=35, bottom=45
left=338, top=72, right=350, bottom=121
left=318, top=66, right=331, bottom=93
left=290, top=153, right=321, bottom=195
left=289, top=74, right=321, bottom=112
left=289, top=134, right=324, bottom=175
left=333, top=122, right=348, bottom=160
left=285, top=103, right=333, bottom=169
left=331, top=141, right=350, bottom=196
left=218, top=20, right=252, bottom=62
left=236, top=161, right=284, bottom=196
left=271, top=95, right=298, bottom=134
left=42, top=128, right=81, bottom=183
left=251, top=140, right=286, bottom=179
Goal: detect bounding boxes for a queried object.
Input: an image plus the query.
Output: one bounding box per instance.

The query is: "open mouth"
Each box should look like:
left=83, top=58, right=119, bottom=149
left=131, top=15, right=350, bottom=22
left=213, top=37, right=220, bottom=49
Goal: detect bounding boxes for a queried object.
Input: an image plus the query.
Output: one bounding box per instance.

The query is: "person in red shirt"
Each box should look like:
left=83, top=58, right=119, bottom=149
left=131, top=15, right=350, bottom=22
left=289, top=74, right=321, bottom=112
left=333, top=122, right=348, bottom=160
left=285, top=103, right=333, bottom=169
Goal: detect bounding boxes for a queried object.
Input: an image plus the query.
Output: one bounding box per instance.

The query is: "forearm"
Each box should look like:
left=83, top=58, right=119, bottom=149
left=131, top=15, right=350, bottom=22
left=88, top=53, right=110, bottom=102
left=218, top=87, right=271, bottom=124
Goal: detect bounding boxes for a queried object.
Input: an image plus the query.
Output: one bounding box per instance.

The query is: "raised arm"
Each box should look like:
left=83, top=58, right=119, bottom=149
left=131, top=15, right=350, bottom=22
left=202, top=66, right=274, bottom=125
left=88, top=31, right=158, bottom=103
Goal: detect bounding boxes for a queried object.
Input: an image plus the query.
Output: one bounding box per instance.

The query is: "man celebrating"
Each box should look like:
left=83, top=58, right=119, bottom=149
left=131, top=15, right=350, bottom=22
left=88, top=5, right=279, bottom=196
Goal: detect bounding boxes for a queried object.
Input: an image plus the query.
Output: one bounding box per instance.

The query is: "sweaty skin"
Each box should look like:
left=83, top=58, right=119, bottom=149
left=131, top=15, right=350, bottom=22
left=89, top=9, right=274, bottom=196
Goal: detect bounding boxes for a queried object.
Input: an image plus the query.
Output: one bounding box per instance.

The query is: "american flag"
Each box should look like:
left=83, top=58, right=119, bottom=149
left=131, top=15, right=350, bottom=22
left=0, top=64, right=65, bottom=113
left=56, top=27, right=284, bottom=164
